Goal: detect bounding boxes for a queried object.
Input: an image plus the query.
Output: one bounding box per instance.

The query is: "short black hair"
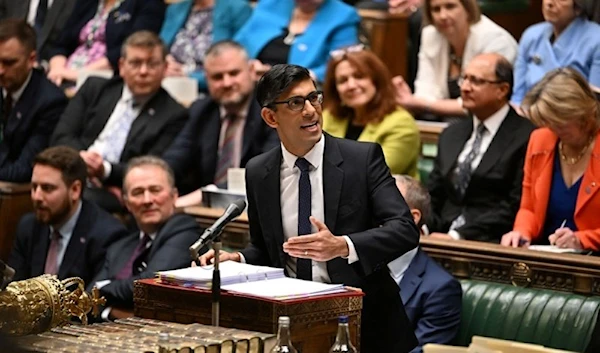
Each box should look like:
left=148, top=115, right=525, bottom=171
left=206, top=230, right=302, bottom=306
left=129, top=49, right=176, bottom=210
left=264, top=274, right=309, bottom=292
left=34, top=146, right=87, bottom=191
left=0, top=19, right=36, bottom=53
left=256, top=64, right=314, bottom=109
left=494, top=56, right=513, bottom=101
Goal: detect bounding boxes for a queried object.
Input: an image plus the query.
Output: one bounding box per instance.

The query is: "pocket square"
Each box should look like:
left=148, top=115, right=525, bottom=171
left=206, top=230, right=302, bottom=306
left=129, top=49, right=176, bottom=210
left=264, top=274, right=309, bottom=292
left=113, top=11, right=132, bottom=24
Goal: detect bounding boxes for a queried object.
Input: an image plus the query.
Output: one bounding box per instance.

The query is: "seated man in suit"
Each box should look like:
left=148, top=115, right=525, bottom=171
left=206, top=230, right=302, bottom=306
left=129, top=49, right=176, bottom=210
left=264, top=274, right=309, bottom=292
left=198, top=64, right=420, bottom=352
left=0, top=19, right=67, bottom=182
left=426, top=53, right=535, bottom=242
left=390, top=175, right=462, bottom=353
left=91, top=156, right=200, bottom=320
left=163, top=40, right=279, bottom=206
left=0, top=0, right=76, bottom=63
left=8, top=146, right=128, bottom=285
left=50, top=30, right=187, bottom=212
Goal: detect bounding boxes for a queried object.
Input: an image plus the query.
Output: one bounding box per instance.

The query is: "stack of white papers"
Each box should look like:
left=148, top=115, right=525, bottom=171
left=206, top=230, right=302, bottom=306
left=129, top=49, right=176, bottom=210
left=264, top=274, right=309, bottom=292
left=222, top=277, right=346, bottom=300
left=157, top=261, right=285, bottom=289
left=528, top=245, right=581, bottom=254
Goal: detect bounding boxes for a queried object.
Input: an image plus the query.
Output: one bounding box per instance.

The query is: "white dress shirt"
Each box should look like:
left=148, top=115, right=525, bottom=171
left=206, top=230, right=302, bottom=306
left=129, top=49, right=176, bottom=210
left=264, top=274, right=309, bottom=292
left=27, top=0, right=55, bottom=26
left=388, top=247, right=419, bottom=286
left=448, top=104, right=509, bottom=240
left=279, top=136, right=358, bottom=283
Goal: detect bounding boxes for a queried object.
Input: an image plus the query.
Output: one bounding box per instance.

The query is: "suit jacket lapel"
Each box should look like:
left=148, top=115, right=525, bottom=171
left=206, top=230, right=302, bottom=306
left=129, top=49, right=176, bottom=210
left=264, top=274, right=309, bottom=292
left=58, top=203, right=88, bottom=278
left=32, top=225, right=51, bottom=276
left=473, top=109, right=517, bottom=177
left=39, top=1, right=64, bottom=48
left=108, top=235, right=139, bottom=278
left=241, top=99, right=261, bottom=160
left=322, top=134, right=344, bottom=232
left=262, top=148, right=285, bottom=265
left=399, top=249, right=426, bottom=304
left=126, top=89, right=165, bottom=152
left=441, top=122, right=472, bottom=177
left=91, top=82, right=123, bottom=140
left=576, top=132, right=600, bottom=215
left=3, top=70, right=39, bottom=138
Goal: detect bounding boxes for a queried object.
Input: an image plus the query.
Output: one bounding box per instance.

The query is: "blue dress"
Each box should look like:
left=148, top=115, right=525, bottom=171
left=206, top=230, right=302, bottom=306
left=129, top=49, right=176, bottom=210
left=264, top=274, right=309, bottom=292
left=511, top=17, right=600, bottom=105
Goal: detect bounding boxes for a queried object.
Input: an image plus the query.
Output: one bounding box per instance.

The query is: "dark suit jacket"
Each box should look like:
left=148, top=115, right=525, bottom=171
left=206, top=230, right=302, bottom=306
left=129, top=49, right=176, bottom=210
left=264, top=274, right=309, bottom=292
left=8, top=199, right=128, bottom=285
left=50, top=0, right=165, bottom=70
left=400, top=248, right=462, bottom=353
left=0, top=69, right=67, bottom=182
left=91, top=213, right=200, bottom=308
left=163, top=94, right=279, bottom=194
left=241, top=133, right=420, bottom=352
left=427, top=107, right=535, bottom=241
left=50, top=77, right=187, bottom=186
left=0, top=0, right=77, bottom=61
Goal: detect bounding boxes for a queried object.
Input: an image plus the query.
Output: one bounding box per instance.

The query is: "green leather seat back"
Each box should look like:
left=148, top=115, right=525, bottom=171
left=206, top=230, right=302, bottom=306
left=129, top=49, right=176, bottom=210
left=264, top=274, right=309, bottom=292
left=458, top=280, right=600, bottom=352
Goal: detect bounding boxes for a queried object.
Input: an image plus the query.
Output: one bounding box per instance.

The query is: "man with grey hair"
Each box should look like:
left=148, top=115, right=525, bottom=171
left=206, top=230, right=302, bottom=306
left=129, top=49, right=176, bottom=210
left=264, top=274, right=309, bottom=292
left=51, top=30, right=187, bottom=212
left=90, top=155, right=200, bottom=320
left=390, top=174, right=462, bottom=353
left=163, top=40, right=279, bottom=206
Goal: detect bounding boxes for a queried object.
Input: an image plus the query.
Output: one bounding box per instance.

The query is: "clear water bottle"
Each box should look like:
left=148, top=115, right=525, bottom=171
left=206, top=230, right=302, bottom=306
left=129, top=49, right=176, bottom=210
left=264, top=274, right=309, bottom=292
left=329, top=315, right=357, bottom=353
left=270, top=316, right=298, bottom=353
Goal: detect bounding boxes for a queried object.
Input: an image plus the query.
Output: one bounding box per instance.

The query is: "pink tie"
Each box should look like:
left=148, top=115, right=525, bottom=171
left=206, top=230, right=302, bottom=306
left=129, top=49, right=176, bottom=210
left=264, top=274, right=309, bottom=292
left=44, top=230, right=61, bottom=275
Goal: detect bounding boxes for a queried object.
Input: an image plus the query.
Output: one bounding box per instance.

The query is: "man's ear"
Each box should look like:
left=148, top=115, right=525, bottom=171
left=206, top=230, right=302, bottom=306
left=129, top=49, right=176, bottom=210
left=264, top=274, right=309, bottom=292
left=261, top=107, right=278, bottom=128
left=410, top=209, right=422, bottom=226
left=118, top=57, right=126, bottom=78
left=69, top=180, right=83, bottom=203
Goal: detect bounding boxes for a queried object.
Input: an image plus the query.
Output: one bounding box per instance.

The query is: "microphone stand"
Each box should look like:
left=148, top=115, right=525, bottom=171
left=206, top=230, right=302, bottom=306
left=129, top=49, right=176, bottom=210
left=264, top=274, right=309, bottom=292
left=211, top=237, right=222, bottom=327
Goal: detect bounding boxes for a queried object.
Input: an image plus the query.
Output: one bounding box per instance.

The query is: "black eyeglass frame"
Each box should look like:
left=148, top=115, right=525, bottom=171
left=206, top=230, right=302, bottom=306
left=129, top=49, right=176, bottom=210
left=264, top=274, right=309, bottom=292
left=266, top=91, right=324, bottom=111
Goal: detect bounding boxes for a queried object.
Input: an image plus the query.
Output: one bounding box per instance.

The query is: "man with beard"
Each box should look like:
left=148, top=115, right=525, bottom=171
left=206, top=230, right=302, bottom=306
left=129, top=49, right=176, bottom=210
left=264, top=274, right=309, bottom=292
left=163, top=40, right=279, bottom=207
left=50, top=30, right=187, bottom=212
left=8, top=146, right=128, bottom=285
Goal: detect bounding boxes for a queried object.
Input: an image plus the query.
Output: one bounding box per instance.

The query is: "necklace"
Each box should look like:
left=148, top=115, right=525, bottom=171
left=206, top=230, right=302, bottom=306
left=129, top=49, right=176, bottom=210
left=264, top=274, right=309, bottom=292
left=559, top=139, right=593, bottom=165
left=449, top=52, right=462, bottom=67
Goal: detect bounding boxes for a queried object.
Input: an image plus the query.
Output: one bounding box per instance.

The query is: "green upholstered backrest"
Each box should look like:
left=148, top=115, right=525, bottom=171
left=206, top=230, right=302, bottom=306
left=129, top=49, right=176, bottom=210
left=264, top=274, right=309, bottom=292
left=458, top=280, right=600, bottom=352
left=478, top=0, right=529, bottom=14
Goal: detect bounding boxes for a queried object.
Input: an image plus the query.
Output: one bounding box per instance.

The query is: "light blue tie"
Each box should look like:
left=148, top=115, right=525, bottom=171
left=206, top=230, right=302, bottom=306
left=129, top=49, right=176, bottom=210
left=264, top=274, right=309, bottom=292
left=103, top=99, right=137, bottom=164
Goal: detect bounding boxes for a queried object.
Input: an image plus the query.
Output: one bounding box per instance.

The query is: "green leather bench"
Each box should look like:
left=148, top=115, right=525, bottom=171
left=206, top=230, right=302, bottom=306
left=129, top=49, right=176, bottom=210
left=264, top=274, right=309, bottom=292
left=457, top=280, right=600, bottom=352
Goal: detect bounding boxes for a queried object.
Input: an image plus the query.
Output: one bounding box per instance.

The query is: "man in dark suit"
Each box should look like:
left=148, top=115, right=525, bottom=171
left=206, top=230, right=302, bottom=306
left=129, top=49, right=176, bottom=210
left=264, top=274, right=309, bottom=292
left=0, top=0, right=76, bottom=62
left=90, top=156, right=199, bottom=320
left=8, top=146, right=128, bottom=285
left=427, top=53, right=535, bottom=242
left=198, top=64, right=420, bottom=352
left=391, top=175, right=462, bottom=353
left=0, top=19, right=67, bottom=182
left=50, top=31, right=187, bottom=211
left=163, top=40, right=278, bottom=204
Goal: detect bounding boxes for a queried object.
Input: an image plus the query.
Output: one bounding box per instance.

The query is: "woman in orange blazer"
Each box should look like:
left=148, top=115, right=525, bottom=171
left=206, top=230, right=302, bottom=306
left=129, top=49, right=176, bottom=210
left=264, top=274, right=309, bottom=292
left=502, top=68, right=600, bottom=251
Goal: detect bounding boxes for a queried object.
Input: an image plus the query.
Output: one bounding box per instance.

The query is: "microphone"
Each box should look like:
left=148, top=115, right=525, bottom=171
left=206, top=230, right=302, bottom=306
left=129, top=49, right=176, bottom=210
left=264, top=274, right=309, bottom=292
left=189, top=198, right=247, bottom=260
left=0, top=260, right=15, bottom=290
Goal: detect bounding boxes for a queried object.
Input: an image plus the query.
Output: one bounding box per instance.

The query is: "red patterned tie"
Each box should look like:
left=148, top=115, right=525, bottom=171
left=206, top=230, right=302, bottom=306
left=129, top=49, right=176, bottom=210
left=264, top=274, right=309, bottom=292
left=44, top=230, right=61, bottom=275
left=214, top=113, right=240, bottom=188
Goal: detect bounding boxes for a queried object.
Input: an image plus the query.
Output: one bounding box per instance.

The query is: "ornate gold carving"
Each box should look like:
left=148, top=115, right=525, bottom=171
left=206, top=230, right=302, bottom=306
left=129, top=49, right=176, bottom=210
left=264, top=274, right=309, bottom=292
left=0, top=275, right=104, bottom=335
left=510, top=262, right=532, bottom=287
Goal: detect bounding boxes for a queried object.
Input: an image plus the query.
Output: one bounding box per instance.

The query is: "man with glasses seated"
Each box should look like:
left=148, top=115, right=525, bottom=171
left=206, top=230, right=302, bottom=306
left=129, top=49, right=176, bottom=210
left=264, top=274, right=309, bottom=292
left=163, top=40, right=278, bottom=207
left=50, top=31, right=187, bottom=212
left=426, top=53, right=535, bottom=243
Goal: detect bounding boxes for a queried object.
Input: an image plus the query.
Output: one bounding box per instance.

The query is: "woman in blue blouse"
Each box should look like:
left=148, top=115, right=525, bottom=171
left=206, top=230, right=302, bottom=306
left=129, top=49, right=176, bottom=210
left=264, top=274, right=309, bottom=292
left=159, top=0, right=252, bottom=90
left=511, top=0, right=600, bottom=107
left=233, top=0, right=360, bottom=82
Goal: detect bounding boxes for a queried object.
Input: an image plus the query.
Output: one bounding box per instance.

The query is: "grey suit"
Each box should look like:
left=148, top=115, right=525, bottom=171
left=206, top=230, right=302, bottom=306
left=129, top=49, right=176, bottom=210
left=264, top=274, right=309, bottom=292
left=0, top=0, right=76, bottom=61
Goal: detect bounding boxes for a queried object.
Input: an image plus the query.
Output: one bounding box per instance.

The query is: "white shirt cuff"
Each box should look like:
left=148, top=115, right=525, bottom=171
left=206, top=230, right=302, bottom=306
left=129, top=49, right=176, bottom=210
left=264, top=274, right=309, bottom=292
left=102, top=160, right=112, bottom=180
left=448, top=230, right=462, bottom=240
left=342, top=236, right=358, bottom=264
left=237, top=252, right=246, bottom=264
left=101, top=307, right=112, bottom=321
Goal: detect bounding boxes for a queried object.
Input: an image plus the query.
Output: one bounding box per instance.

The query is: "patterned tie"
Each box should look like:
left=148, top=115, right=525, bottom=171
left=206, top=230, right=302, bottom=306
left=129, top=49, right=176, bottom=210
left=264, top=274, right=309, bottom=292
left=115, top=234, right=152, bottom=280
left=295, top=157, right=312, bottom=281
left=455, top=123, right=487, bottom=197
left=102, top=99, right=137, bottom=164
left=44, top=230, right=62, bottom=275
left=214, top=113, right=240, bottom=188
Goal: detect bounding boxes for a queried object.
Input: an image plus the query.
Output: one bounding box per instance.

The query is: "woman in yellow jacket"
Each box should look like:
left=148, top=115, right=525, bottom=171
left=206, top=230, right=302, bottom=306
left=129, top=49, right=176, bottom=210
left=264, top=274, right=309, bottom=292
left=322, top=46, right=420, bottom=177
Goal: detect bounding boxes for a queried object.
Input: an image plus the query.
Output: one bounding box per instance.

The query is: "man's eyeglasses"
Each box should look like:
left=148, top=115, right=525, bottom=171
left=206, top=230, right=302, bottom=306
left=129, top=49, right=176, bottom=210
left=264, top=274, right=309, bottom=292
left=125, top=59, right=164, bottom=71
left=330, top=44, right=366, bottom=59
left=458, top=74, right=503, bottom=87
left=268, top=91, right=324, bottom=111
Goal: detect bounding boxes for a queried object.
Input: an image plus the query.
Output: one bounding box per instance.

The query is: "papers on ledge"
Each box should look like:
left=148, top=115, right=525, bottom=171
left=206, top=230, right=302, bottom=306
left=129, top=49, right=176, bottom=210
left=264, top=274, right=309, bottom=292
left=528, top=245, right=581, bottom=253
left=222, top=277, right=345, bottom=300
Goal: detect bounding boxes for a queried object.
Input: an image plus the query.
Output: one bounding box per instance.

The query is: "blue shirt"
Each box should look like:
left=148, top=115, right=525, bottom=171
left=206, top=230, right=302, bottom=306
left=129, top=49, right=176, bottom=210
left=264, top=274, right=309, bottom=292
left=511, top=17, right=600, bottom=105
left=541, top=149, right=580, bottom=243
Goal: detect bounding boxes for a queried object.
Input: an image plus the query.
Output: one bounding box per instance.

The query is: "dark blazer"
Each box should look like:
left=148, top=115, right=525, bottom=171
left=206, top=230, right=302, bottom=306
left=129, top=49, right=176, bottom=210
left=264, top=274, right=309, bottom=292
left=50, top=77, right=188, bottom=186
left=0, top=69, right=67, bottom=182
left=400, top=249, right=462, bottom=353
left=241, top=133, right=420, bottom=352
left=8, top=200, right=128, bottom=285
left=0, top=0, right=77, bottom=62
left=91, top=213, right=200, bottom=308
left=427, top=107, right=535, bottom=242
left=163, top=94, right=279, bottom=194
left=50, top=0, right=165, bottom=70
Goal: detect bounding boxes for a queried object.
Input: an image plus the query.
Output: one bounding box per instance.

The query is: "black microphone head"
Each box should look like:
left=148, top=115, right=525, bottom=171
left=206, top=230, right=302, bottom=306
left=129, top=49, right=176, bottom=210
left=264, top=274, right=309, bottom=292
left=233, top=198, right=247, bottom=213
